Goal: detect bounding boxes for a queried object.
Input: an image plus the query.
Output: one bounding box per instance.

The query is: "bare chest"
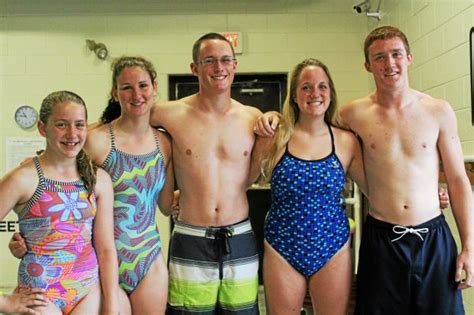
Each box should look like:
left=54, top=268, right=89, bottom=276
left=170, top=114, right=255, bottom=163
left=356, top=111, right=439, bottom=159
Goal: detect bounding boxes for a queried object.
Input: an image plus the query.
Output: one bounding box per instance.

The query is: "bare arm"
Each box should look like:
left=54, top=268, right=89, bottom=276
left=248, top=135, right=276, bottom=186
left=156, top=131, right=175, bottom=216
left=333, top=108, right=352, bottom=131
left=346, top=133, right=368, bottom=197
left=437, top=101, right=474, bottom=289
left=150, top=101, right=170, bottom=128
left=93, top=169, right=120, bottom=314
left=84, top=126, right=111, bottom=166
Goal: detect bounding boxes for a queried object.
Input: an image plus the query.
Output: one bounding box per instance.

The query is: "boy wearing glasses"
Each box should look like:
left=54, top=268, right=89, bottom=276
left=150, top=33, right=261, bottom=314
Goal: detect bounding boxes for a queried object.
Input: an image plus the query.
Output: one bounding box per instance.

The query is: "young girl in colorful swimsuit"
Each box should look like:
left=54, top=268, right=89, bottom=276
left=0, top=91, right=118, bottom=315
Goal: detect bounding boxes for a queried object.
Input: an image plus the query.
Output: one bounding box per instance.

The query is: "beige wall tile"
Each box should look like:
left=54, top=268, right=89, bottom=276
left=148, top=15, right=189, bottom=33
left=26, top=56, right=67, bottom=75
left=443, top=12, right=466, bottom=51
left=227, top=14, right=267, bottom=32
left=185, top=14, right=228, bottom=33
left=445, top=77, right=467, bottom=111
left=267, top=14, right=307, bottom=33
left=420, top=4, right=436, bottom=35
left=247, top=33, right=287, bottom=53
left=0, top=56, right=26, bottom=75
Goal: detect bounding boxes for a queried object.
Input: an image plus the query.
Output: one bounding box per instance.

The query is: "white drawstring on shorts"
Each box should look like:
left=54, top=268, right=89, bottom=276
left=391, top=225, right=429, bottom=242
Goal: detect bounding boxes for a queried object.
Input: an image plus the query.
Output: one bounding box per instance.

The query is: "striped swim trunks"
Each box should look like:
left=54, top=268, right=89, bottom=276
left=167, top=219, right=260, bottom=314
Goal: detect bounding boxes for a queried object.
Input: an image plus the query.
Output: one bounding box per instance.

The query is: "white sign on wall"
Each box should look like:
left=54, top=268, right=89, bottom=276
left=5, top=137, right=45, bottom=173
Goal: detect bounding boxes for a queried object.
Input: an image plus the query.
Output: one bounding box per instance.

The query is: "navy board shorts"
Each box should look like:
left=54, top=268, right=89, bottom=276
left=355, top=214, right=464, bottom=315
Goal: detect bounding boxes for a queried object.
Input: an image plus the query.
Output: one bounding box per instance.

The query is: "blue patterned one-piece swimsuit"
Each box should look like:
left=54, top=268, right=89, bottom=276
left=101, top=124, right=166, bottom=294
left=264, top=125, right=349, bottom=278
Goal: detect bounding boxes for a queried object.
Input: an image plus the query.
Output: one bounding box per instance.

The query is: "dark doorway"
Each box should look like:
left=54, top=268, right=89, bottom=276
left=168, top=73, right=287, bottom=113
left=168, top=73, right=287, bottom=284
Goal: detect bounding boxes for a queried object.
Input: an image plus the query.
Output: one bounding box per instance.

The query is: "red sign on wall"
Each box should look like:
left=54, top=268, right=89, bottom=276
left=221, top=32, right=242, bottom=54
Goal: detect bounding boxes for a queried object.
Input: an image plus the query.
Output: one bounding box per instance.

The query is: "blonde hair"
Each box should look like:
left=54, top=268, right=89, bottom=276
left=260, top=58, right=337, bottom=181
left=40, top=91, right=97, bottom=197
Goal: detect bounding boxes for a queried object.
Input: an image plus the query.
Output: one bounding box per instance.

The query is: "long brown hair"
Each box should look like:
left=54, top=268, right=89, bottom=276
left=40, top=91, right=97, bottom=197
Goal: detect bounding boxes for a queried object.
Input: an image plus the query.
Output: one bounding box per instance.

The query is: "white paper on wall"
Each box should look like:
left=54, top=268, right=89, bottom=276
left=5, top=137, right=45, bottom=173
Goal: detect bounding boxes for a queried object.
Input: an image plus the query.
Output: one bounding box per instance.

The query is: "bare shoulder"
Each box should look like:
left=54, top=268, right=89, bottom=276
left=338, top=94, right=373, bottom=128
left=85, top=124, right=111, bottom=163
left=340, top=95, right=372, bottom=116
left=87, top=123, right=109, bottom=141
left=233, top=100, right=262, bottom=121
left=157, top=99, right=185, bottom=110
left=151, top=99, right=190, bottom=128
left=413, top=91, right=454, bottom=122
left=0, top=159, right=38, bottom=199
left=332, top=126, right=358, bottom=147
left=151, top=100, right=182, bottom=125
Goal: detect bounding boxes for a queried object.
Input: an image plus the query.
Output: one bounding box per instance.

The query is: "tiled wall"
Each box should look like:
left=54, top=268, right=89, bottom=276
left=0, top=0, right=369, bottom=288
left=380, top=0, right=474, bottom=312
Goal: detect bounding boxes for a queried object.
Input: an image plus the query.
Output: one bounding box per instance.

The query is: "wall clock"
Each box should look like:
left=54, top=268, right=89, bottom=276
left=14, top=105, right=39, bottom=129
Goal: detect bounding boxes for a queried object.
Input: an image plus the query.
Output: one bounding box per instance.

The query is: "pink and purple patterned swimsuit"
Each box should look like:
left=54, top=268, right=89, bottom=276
left=16, top=157, right=99, bottom=314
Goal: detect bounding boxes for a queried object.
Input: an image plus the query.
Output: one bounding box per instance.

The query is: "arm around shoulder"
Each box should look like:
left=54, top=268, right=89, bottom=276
left=150, top=100, right=177, bottom=128
left=333, top=128, right=367, bottom=196
left=84, top=126, right=110, bottom=165
left=345, top=131, right=368, bottom=196
left=337, top=101, right=358, bottom=131
left=156, top=130, right=175, bottom=216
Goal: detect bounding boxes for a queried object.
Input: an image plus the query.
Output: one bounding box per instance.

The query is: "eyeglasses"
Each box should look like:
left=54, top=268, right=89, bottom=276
left=196, top=56, right=237, bottom=66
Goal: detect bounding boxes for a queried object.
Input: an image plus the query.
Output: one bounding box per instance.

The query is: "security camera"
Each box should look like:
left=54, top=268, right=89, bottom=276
left=353, top=1, right=370, bottom=13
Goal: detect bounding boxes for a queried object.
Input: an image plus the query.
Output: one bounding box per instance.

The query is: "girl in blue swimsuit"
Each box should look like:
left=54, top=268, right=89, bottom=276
left=251, top=58, right=368, bottom=315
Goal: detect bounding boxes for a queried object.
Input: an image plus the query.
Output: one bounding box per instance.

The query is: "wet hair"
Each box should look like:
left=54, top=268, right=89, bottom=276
left=261, top=58, right=337, bottom=181
left=40, top=91, right=97, bottom=197
left=103, top=56, right=158, bottom=122
left=192, top=32, right=235, bottom=63
left=99, top=98, right=121, bottom=124
left=364, top=26, right=411, bottom=63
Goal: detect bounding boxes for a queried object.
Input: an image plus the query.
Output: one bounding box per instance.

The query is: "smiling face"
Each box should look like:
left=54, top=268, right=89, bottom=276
left=295, top=65, right=331, bottom=119
left=365, top=37, right=413, bottom=89
left=39, top=101, right=87, bottom=159
left=190, top=39, right=237, bottom=93
left=112, top=66, right=157, bottom=118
